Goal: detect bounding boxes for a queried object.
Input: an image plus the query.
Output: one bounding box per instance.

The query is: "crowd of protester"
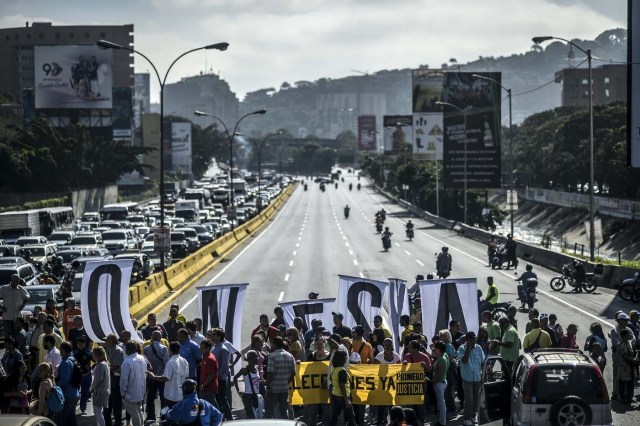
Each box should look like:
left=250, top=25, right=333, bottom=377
left=1, top=272, right=640, bottom=425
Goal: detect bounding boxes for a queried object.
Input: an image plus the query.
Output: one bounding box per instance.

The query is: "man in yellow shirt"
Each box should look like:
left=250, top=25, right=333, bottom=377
left=373, top=315, right=392, bottom=339
left=399, top=315, right=413, bottom=347
left=523, top=318, right=552, bottom=353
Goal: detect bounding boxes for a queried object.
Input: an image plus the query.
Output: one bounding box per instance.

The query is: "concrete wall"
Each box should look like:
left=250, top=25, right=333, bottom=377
left=70, top=185, right=118, bottom=217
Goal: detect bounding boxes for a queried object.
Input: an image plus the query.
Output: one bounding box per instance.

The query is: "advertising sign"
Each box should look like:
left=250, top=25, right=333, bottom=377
left=629, top=1, right=640, bottom=167
left=412, top=69, right=444, bottom=113
left=133, top=73, right=150, bottom=128
left=171, top=122, right=192, bottom=176
left=357, top=115, right=377, bottom=151
left=34, top=46, right=113, bottom=109
left=442, top=72, right=502, bottom=189
left=413, top=113, right=443, bottom=160
left=383, top=115, right=413, bottom=154
left=112, top=87, right=133, bottom=138
left=153, top=226, right=171, bottom=252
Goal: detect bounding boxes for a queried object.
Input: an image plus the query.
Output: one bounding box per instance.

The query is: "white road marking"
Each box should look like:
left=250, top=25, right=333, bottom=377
left=279, top=291, right=285, bottom=301
left=359, top=272, right=365, bottom=278
left=366, top=190, right=615, bottom=329
left=349, top=250, right=353, bottom=255
left=404, top=250, right=411, bottom=256
left=296, top=243, right=299, bottom=247
left=394, top=242, right=400, bottom=247
left=293, top=251, right=297, bottom=256
left=416, top=259, right=424, bottom=266
left=353, top=259, right=358, bottom=266
left=284, top=274, right=289, bottom=282
left=289, top=260, right=294, bottom=267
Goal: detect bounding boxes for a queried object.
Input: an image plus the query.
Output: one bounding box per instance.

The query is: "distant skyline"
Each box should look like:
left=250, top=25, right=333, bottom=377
left=0, top=0, right=627, bottom=102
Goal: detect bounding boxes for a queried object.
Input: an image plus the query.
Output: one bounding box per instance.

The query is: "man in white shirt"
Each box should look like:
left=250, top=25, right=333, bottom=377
left=0, top=274, right=30, bottom=339
left=43, top=334, right=62, bottom=376
left=147, top=341, right=189, bottom=407
left=120, top=342, right=148, bottom=426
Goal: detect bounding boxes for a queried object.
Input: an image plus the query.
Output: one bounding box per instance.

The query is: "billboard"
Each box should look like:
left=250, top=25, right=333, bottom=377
left=357, top=115, right=377, bottom=151
left=629, top=1, right=640, bottom=167
left=412, top=69, right=444, bottom=113
left=413, top=113, right=443, bottom=160
left=383, top=115, right=413, bottom=154
left=112, top=87, right=133, bottom=138
left=34, top=46, right=113, bottom=109
left=442, top=72, right=502, bottom=189
left=171, top=122, right=192, bottom=176
left=133, top=73, right=150, bottom=128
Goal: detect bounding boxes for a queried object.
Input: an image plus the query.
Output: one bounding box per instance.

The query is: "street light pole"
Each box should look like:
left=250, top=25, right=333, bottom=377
left=472, top=74, right=514, bottom=236
left=248, top=131, right=282, bottom=210
left=194, top=109, right=267, bottom=228
left=436, top=101, right=468, bottom=223
left=533, top=36, right=595, bottom=261
left=97, top=39, right=228, bottom=271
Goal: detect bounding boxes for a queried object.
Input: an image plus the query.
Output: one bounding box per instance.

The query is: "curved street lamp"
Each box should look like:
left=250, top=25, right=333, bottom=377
left=472, top=73, right=514, bottom=236
left=533, top=36, right=595, bottom=261
left=194, top=109, right=267, bottom=226
left=248, top=131, right=283, bottom=210
left=97, top=39, right=228, bottom=270
left=436, top=101, right=469, bottom=224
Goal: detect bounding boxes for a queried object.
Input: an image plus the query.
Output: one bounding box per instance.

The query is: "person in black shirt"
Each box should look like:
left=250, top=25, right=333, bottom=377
left=332, top=312, right=351, bottom=338
left=271, top=307, right=286, bottom=329
left=140, top=313, right=168, bottom=341
left=163, top=308, right=185, bottom=342
left=74, top=337, right=93, bottom=415
left=67, top=316, right=91, bottom=351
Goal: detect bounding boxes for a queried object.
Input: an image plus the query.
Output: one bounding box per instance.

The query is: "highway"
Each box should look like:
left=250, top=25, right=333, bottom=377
left=158, top=171, right=640, bottom=425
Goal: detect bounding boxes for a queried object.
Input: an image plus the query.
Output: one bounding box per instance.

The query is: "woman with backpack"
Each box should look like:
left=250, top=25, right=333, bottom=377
left=29, top=362, right=55, bottom=417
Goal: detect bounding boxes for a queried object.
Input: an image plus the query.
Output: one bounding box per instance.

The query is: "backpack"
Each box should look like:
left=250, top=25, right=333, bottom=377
left=70, top=360, right=83, bottom=388
left=47, top=385, right=65, bottom=412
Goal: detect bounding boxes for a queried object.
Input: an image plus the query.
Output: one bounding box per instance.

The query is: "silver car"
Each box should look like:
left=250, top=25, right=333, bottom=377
left=480, top=348, right=612, bottom=426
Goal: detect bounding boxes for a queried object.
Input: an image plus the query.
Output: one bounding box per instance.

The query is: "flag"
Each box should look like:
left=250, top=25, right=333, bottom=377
left=81, top=260, right=141, bottom=343
left=336, top=275, right=389, bottom=335
left=279, top=298, right=336, bottom=331
left=198, top=283, right=248, bottom=348
left=419, top=278, right=479, bottom=341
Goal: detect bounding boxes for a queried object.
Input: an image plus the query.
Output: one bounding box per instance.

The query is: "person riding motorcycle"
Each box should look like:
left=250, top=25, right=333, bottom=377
left=479, top=276, right=499, bottom=313
left=515, top=264, right=538, bottom=307
left=436, top=246, right=452, bottom=279
left=344, top=204, right=351, bottom=219
left=349, top=183, right=353, bottom=191
left=405, top=220, right=415, bottom=239
left=375, top=214, right=384, bottom=233
left=381, top=227, right=393, bottom=251
left=357, top=183, right=361, bottom=190
left=165, top=379, right=223, bottom=426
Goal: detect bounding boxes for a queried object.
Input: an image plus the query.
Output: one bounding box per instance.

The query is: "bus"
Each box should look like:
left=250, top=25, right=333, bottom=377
left=100, top=202, right=138, bottom=221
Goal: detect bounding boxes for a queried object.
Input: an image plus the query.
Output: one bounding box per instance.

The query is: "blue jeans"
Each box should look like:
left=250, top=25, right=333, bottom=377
left=435, top=381, right=447, bottom=425
left=59, top=395, right=79, bottom=426
left=79, top=374, right=92, bottom=412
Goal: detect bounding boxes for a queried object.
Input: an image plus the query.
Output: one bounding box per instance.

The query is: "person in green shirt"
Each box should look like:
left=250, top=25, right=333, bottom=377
left=481, top=311, right=501, bottom=354
left=491, top=317, right=520, bottom=374
left=431, top=341, right=449, bottom=426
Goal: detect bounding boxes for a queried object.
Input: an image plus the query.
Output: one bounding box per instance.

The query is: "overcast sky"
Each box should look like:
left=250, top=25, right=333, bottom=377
left=1, top=0, right=627, bottom=102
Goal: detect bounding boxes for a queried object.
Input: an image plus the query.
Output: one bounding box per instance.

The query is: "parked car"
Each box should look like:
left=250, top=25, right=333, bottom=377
left=170, top=231, right=189, bottom=260
left=114, top=252, right=155, bottom=277
left=20, top=243, right=58, bottom=267
left=22, top=284, right=64, bottom=315
left=140, top=247, right=172, bottom=271
left=186, top=223, right=214, bottom=245
left=0, top=256, right=28, bottom=266
left=0, top=263, right=40, bottom=286
left=480, top=348, right=612, bottom=426
left=58, top=249, right=91, bottom=264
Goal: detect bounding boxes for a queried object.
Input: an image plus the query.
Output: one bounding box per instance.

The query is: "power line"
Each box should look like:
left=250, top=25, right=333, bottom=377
left=512, top=58, right=588, bottom=97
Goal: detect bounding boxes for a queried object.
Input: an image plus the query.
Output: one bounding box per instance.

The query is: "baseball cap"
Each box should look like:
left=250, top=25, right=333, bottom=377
left=630, top=310, right=638, bottom=317
left=332, top=312, right=344, bottom=319
left=618, top=313, right=630, bottom=321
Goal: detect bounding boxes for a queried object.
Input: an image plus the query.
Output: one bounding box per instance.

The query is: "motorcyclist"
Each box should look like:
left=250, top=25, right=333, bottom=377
left=382, top=227, right=393, bottom=250
left=349, top=183, right=353, bottom=191
left=572, top=260, right=586, bottom=293
left=405, top=220, right=414, bottom=231
left=165, top=379, right=224, bottom=425
left=479, top=276, right=499, bottom=313
left=487, top=235, right=498, bottom=267
left=375, top=214, right=384, bottom=233
left=405, top=220, right=415, bottom=239
left=344, top=205, right=350, bottom=219
left=357, top=183, right=361, bottom=190
left=436, top=246, right=452, bottom=279
left=516, top=264, right=538, bottom=308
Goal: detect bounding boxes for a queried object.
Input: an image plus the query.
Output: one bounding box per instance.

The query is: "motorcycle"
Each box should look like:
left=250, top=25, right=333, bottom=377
left=406, top=227, right=414, bottom=241
left=341, top=177, right=345, bottom=182
left=349, top=183, right=353, bottom=191
left=618, top=272, right=640, bottom=301
left=382, top=235, right=391, bottom=251
left=490, top=244, right=507, bottom=269
left=304, top=184, right=308, bottom=191
left=516, top=274, right=538, bottom=310
left=375, top=222, right=383, bottom=234
left=549, top=262, right=601, bottom=293
left=344, top=208, right=350, bottom=219
left=357, top=183, right=361, bottom=190
left=320, top=183, right=326, bottom=192
left=334, top=183, right=338, bottom=189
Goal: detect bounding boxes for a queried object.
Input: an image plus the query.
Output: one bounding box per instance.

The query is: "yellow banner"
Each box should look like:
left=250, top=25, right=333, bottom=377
left=289, top=361, right=425, bottom=406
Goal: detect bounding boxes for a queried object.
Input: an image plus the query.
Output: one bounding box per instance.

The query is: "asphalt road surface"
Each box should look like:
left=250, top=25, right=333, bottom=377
left=79, top=172, right=640, bottom=425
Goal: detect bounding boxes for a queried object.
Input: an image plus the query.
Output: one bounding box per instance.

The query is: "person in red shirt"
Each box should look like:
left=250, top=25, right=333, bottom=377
left=251, top=314, right=279, bottom=343
left=62, top=298, right=81, bottom=338
left=199, top=339, right=218, bottom=406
